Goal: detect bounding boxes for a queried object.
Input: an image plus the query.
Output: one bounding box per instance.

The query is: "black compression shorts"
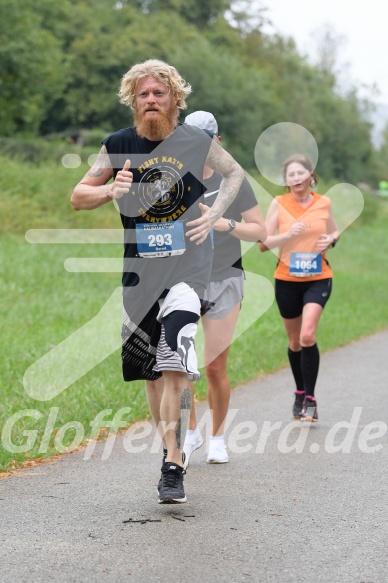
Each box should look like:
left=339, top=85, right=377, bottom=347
left=274, top=278, right=332, bottom=319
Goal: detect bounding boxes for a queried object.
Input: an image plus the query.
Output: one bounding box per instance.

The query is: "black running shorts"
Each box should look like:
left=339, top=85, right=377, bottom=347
left=274, top=278, right=332, bottom=319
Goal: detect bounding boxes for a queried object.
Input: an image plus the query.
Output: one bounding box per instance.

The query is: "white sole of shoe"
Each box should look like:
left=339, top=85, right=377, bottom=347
left=183, top=436, right=204, bottom=469
left=158, top=496, right=187, bottom=504
left=207, top=457, right=229, bottom=464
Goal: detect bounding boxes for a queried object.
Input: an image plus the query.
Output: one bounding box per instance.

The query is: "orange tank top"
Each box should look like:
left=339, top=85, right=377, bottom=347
left=274, top=192, right=333, bottom=282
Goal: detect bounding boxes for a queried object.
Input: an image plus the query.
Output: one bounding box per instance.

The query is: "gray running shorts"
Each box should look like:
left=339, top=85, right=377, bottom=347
left=202, top=273, right=244, bottom=320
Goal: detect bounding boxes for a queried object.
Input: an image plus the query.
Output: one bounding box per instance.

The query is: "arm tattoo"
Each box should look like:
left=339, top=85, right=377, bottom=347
left=88, top=167, right=105, bottom=178
left=87, top=145, right=112, bottom=178
left=205, top=138, right=244, bottom=223
left=175, top=387, right=191, bottom=449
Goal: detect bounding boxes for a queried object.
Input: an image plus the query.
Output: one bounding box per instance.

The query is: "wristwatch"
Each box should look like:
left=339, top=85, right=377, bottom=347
left=227, top=219, right=237, bottom=232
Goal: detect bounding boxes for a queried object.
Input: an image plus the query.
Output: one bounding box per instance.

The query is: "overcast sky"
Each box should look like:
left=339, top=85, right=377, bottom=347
left=260, top=1, right=388, bottom=105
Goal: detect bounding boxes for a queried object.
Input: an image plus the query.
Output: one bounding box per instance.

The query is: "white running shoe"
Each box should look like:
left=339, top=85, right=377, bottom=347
left=183, top=429, right=204, bottom=469
left=207, top=438, right=229, bottom=464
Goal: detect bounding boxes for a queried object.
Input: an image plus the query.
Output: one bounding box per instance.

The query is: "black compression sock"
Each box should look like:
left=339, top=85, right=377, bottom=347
left=288, top=347, right=304, bottom=391
left=301, top=343, right=320, bottom=398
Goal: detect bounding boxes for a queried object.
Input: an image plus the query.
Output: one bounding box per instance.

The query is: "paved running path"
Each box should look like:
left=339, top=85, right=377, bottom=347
left=1, top=330, right=387, bottom=582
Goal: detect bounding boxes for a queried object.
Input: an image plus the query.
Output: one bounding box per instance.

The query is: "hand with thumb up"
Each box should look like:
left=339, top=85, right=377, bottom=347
left=110, top=159, right=133, bottom=199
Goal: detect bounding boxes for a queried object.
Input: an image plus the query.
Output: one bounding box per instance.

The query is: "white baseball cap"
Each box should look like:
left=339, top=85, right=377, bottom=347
left=184, top=110, right=218, bottom=134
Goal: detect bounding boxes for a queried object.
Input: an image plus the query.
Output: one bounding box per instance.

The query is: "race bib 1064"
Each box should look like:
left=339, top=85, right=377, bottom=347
left=136, top=221, right=186, bottom=258
left=289, top=252, right=322, bottom=277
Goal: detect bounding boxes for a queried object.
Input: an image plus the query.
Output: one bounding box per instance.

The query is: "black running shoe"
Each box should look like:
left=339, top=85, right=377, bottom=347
left=157, top=450, right=186, bottom=494
left=158, top=462, right=187, bottom=504
left=293, top=391, right=305, bottom=419
left=300, top=396, right=318, bottom=422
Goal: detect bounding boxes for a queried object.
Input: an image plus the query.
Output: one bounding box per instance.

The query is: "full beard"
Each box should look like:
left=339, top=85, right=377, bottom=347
left=135, top=104, right=178, bottom=141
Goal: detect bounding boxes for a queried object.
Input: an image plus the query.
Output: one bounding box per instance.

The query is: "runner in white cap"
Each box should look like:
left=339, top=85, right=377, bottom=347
left=183, top=111, right=267, bottom=464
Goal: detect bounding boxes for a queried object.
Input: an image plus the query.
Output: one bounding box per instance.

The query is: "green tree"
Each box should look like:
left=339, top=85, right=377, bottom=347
left=0, top=0, right=66, bottom=134
left=372, top=122, right=388, bottom=186
left=122, top=0, right=231, bottom=28
left=0, top=0, right=378, bottom=184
